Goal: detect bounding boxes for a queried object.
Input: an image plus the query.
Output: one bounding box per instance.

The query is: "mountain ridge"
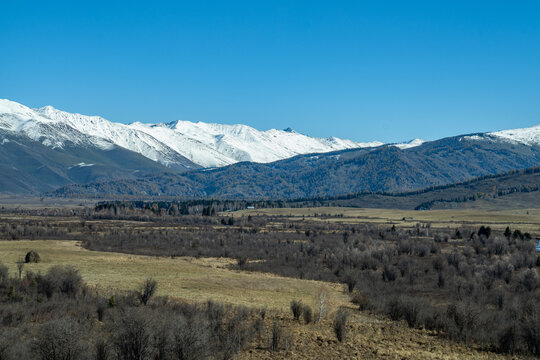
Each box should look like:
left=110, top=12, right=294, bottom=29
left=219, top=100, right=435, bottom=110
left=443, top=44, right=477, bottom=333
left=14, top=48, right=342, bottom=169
left=51, top=133, right=540, bottom=199
left=0, top=99, right=387, bottom=169
left=3, top=99, right=540, bottom=197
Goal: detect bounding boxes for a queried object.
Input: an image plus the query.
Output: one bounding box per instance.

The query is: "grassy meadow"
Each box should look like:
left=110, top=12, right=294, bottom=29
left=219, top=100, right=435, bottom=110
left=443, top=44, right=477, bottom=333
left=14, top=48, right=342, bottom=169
left=0, top=240, right=347, bottom=312
left=230, top=207, right=540, bottom=232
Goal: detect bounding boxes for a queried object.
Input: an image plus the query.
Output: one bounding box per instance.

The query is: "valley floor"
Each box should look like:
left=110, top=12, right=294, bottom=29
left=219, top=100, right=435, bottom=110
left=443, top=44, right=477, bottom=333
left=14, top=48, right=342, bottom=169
left=0, top=239, right=532, bottom=359
left=231, top=206, right=540, bottom=232
left=0, top=240, right=347, bottom=310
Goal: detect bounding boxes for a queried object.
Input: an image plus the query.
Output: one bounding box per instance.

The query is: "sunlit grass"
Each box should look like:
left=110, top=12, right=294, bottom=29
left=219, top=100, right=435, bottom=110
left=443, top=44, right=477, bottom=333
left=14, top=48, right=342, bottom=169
left=0, top=240, right=347, bottom=311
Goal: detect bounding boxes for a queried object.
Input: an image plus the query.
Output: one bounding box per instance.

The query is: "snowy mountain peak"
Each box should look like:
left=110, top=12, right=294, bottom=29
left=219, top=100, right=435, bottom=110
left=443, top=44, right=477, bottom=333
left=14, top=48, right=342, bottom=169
left=35, top=105, right=57, bottom=114
left=0, top=99, right=389, bottom=169
left=488, top=123, right=540, bottom=146
left=0, top=99, right=35, bottom=117
left=3, top=99, right=539, bottom=173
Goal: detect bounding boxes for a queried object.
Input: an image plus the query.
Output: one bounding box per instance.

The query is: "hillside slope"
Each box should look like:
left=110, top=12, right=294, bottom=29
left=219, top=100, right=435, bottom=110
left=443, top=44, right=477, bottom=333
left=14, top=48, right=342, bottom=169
left=0, top=133, right=174, bottom=193
left=52, top=135, right=540, bottom=199
left=290, top=167, right=540, bottom=210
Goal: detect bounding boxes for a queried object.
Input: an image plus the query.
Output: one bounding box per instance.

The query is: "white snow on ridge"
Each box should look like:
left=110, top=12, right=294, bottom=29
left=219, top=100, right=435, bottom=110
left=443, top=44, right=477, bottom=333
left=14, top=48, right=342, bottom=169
left=0, top=98, right=429, bottom=169
left=0, top=100, right=116, bottom=150
left=392, top=138, right=426, bottom=149
left=488, top=124, right=540, bottom=146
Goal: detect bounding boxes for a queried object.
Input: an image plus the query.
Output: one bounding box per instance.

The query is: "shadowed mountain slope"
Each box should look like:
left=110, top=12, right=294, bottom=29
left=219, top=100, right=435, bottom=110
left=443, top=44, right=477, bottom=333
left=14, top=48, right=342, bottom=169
left=51, top=134, right=540, bottom=199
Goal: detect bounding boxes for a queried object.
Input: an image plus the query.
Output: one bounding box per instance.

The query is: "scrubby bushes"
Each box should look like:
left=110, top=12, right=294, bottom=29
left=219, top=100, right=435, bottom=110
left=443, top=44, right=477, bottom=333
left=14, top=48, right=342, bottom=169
left=290, top=300, right=302, bottom=321
left=0, top=268, right=267, bottom=359
left=1, top=211, right=539, bottom=356
left=112, top=309, right=153, bottom=360
left=302, top=305, right=313, bottom=324
left=385, top=296, right=422, bottom=328
left=0, top=262, right=7, bottom=283
left=139, top=277, right=157, bottom=305
left=270, top=321, right=291, bottom=352
left=333, top=308, right=348, bottom=342
left=77, top=219, right=540, bottom=356
left=32, top=319, right=86, bottom=360
left=34, top=266, right=82, bottom=299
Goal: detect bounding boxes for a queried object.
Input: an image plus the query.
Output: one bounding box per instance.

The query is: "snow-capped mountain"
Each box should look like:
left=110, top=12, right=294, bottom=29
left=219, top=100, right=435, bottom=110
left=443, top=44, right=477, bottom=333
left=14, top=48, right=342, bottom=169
left=2, top=98, right=540, bottom=196
left=0, top=99, right=385, bottom=169
left=488, top=124, right=540, bottom=145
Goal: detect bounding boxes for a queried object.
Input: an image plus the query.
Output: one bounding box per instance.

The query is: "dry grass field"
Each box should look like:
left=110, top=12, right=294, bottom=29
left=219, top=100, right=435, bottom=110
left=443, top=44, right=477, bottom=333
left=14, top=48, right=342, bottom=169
left=0, top=195, right=93, bottom=209
left=0, top=240, right=347, bottom=311
left=231, top=207, right=540, bottom=232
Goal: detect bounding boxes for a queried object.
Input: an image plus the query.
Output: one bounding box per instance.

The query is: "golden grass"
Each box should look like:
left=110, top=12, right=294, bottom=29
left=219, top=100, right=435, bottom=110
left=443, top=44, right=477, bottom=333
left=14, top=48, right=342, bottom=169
left=0, top=240, right=347, bottom=311
left=229, top=207, right=540, bottom=232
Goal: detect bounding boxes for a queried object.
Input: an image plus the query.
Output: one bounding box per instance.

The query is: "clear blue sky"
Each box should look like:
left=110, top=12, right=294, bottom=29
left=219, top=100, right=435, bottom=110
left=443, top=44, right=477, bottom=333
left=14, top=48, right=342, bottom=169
left=1, top=1, right=539, bottom=143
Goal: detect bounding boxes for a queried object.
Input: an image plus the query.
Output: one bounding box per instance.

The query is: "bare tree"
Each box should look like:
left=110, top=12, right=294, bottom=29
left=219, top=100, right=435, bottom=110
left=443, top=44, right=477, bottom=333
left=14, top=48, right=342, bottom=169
left=139, top=278, right=158, bottom=305
left=270, top=321, right=282, bottom=352
left=16, top=259, right=24, bottom=280
left=0, top=262, right=8, bottom=283
left=333, top=308, right=349, bottom=342
left=32, top=319, right=85, bottom=360
left=290, top=300, right=302, bottom=321
left=317, top=288, right=328, bottom=322
left=113, top=309, right=153, bottom=360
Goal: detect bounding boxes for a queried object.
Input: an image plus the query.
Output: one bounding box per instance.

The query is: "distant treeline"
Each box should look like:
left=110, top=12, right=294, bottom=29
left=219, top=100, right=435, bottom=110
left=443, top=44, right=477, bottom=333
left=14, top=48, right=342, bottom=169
left=95, top=199, right=292, bottom=216
left=415, top=183, right=540, bottom=210
left=91, top=166, right=540, bottom=214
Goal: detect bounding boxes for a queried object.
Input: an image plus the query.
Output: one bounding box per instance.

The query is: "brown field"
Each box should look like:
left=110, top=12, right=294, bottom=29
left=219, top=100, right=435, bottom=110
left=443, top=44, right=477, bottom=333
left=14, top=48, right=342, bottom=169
left=230, top=207, right=540, bottom=233
left=0, top=240, right=347, bottom=311
left=245, top=312, right=520, bottom=360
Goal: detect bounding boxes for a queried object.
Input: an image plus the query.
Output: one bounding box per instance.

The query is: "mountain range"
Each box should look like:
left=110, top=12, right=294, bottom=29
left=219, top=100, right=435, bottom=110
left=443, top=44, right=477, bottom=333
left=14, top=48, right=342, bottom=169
left=2, top=99, right=540, bottom=198
left=0, top=99, right=391, bottom=168
left=51, top=134, right=540, bottom=199
left=0, top=99, right=400, bottom=193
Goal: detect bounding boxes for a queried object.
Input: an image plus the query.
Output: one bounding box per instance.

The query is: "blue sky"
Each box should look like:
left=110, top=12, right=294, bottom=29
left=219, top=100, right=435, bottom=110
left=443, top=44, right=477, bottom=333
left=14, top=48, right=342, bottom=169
left=1, top=1, right=539, bottom=143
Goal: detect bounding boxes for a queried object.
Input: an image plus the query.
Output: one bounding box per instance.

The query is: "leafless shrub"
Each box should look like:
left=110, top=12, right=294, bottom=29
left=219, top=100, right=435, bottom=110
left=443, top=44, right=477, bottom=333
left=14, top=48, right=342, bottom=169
left=95, top=339, right=110, bottom=360
left=352, top=292, right=369, bottom=310
left=270, top=321, right=291, bottom=352
left=139, top=278, right=158, bottom=305
left=290, top=300, right=302, bottom=321
left=173, top=315, right=209, bottom=360
left=519, top=269, right=540, bottom=291
left=0, top=262, right=7, bottom=283
left=382, top=265, right=397, bottom=282
left=302, top=305, right=313, bottom=324
left=32, top=319, right=86, bottom=360
left=112, top=309, right=153, bottom=360
left=333, top=308, right=348, bottom=342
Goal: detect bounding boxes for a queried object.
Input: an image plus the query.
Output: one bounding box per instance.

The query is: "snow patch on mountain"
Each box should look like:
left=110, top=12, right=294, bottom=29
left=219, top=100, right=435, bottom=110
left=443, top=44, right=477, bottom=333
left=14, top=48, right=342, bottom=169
left=393, top=138, right=426, bottom=149
left=69, top=162, right=95, bottom=169
left=488, top=124, right=540, bottom=146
